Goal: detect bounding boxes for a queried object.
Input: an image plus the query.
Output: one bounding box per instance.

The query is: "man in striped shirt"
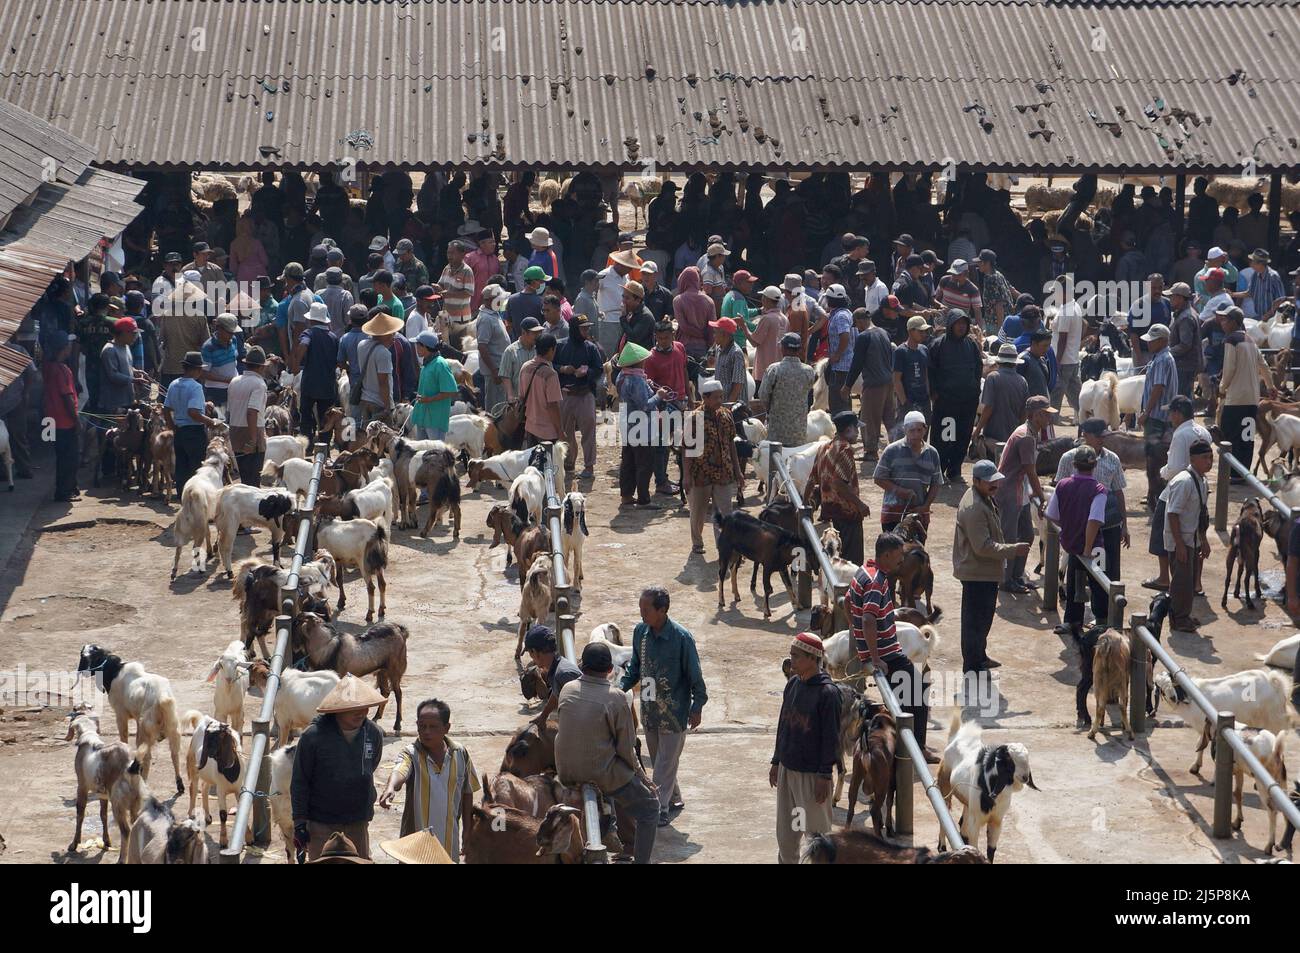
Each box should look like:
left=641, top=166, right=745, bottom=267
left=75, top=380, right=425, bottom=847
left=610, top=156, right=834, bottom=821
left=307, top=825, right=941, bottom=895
left=847, top=533, right=936, bottom=760
left=438, top=239, right=476, bottom=328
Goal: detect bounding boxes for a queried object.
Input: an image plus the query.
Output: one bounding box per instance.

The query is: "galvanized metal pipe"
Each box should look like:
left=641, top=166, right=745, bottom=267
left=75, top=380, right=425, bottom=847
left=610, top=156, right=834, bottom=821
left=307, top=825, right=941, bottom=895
left=1218, top=442, right=1293, bottom=522
left=222, top=441, right=329, bottom=862
left=771, top=452, right=839, bottom=601
left=541, top=443, right=607, bottom=863
left=1129, top=618, right=1300, bottom=838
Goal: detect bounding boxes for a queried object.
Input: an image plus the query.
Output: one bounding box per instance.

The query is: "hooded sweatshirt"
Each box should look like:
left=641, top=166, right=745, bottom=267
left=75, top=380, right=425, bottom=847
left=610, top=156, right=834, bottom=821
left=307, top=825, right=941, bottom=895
left=928, top=316, right=983, bottom=402
left=772, top=671, right=842, bottom=776
left=673, top=266, right=716, bottom=354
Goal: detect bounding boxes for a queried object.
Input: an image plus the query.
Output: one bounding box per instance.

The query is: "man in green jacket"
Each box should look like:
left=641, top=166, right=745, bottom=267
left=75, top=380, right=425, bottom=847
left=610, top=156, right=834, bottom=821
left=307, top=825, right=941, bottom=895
left=620, top=586, right=708, bottom=827
left=953, top=459, right=1030, bottom=675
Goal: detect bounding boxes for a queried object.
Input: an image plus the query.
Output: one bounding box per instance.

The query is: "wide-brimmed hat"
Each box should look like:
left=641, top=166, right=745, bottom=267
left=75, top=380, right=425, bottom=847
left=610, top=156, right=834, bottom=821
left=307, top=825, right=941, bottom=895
left=362, top=313, right=404, bottom=337
left=181, top=351, right=205, bottom=369
left=781, top=274, right=804, bottom=293
left=617, top=342, right=651, bottom=367
left=1250, top=248, right=1271, bottom=263
left=307, top=832, right=372, bottom=865
left=306, top=302, right=330, bottom=324
left=526, top=227, right=553, bottom=247
left=996, top=343, right=1019, bottom=364
left=317, top=673, right=386, bottom=713
left=609, top=249, right=640, bottom=270
left=380, top=830, right=454, bottom=865
left=243, top=345, right=268, bottom=367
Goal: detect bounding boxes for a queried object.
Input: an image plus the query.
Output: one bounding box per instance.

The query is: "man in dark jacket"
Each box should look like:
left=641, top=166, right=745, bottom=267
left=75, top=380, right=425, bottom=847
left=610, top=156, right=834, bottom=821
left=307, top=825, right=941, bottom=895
left=771, top=632, right=841, bottom=863
left=1018, top=328, right=1053, bottom=400
left=556, top=316, right=604, bottom=479
left=928, top=309, right=984, bottom=479
left=619, top=280, right=656, bottom=350
left=291, top=675, right=387, bottom=861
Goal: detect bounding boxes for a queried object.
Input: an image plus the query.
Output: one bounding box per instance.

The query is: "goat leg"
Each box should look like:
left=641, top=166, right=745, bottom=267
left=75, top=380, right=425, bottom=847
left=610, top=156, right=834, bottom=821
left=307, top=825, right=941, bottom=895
left=377, top=567, right=386, bottom=620
left=364, top=570, right=376, bottom=624
left=69, top=789, right=87, bottom=853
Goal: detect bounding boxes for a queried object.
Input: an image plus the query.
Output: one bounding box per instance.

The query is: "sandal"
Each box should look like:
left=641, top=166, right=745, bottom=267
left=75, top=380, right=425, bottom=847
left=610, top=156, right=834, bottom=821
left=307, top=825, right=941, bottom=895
left=1141, top=579, right=1168, bottom=591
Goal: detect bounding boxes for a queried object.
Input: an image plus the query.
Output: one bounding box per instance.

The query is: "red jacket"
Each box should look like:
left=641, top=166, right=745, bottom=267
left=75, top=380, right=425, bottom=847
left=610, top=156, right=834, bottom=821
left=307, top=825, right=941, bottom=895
left=643, top=341, right=687, bottom=400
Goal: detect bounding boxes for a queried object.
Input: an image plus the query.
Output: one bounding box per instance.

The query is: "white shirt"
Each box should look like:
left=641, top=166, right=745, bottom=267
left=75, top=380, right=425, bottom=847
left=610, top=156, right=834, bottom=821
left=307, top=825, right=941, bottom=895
left=1052, top=301, right=1084, bottom=365
left=1160, top=419, right=1212, bottom=482
left=404, top=310, right=429, bottom=341
left=862, top=278, right=889, bottom=314
left=226, top=372, right=267, bottom=429
left=1199, top=291, right=1232, bottom=324
left=596, top=267, right=627, bottom=322
left=1163, top=467, right=1207, bottom=550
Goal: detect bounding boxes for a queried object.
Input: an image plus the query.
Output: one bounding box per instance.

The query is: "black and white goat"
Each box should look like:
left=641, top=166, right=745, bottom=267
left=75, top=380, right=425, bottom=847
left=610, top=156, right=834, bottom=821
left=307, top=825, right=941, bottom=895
left=561, top=492, right=589, bottom=590
left=214, top=484, right=296, bottom=577
left=936, top=713, right=1038, bottom=862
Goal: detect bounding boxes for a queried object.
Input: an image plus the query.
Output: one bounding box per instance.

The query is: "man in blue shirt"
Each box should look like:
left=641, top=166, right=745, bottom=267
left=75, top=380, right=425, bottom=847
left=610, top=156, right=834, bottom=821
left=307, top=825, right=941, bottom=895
left=163, top=351, right=218, bottom=494
left=336, top=305, right=369, bottom=418
left=1138, top=323, right=1178, bottom=503
left=892, top=315, right=931, bottom=421
left=620, top=586, right=708, bottom=827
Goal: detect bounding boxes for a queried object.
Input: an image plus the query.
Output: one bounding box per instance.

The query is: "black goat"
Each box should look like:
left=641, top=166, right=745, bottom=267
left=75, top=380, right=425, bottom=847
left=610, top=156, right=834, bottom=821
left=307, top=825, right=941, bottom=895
left=750, top=499, right=801, bottom=593
left=714, top=510, right=802, bottom=620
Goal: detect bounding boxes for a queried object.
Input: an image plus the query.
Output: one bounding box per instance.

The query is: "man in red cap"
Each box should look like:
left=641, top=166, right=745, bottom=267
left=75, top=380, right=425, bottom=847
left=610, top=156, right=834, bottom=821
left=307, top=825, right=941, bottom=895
left=708, top=317, right=748, bottom=402
left=771, top=632, right=840, bottom=863
left=99, top=317, right=148, bottom=412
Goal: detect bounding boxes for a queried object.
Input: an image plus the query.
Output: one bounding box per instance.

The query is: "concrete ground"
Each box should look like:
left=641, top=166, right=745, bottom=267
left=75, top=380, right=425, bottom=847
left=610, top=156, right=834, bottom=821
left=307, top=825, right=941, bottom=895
left=0, top=424, right=1296, bottom=865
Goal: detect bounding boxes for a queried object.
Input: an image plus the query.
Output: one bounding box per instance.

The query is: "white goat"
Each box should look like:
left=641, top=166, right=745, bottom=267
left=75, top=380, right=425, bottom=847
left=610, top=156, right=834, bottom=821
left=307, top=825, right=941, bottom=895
left=1154, top=669, right=1296, bottom=775
left=811, top=359, right=860, bottom=410
left=755, top=437, right=829, bottom=499
left=510, top=466, right=547, bottom=525
left=561, top=492, right=589, bottom=590
left=446, top=413, right=490, bottom=459
left=1079, top=372, right=1121, bottom=429
left=316, top=517, right=389, bottom=622
left=171, top=441, right=232, bottom=579
left=366, top=459, right=399, bottom=524
left=819, top=624, right=938, bottom=679
left=342, top=475, right=395, bottom=528
left=273, top=456, right=316, bottom=501
left=76, top=645, right=185, bottom=794
left=1261, top=413, right=1300, bottom=477
left=66, top=714, right=148, bottom=862
left=214, top=484, right=295, bottom=577
left=1116, top=374, right=1146, bottom=418
left=805, top=409, right=835, bottom=441
left=184, top=713, right=247, bottom=848
left=516, top=554, right=553, bottom=659
left=1231, top=729, right=1289, bottom=852
left=267, top=744, right=298, bottom=861
left=260, top=433, right=309, bottom=479
left=247, top=660, right=340, bottom=749
left=1259, top=633, right=1299, bottom=669
left=125, top=798, right=208, bottom=864
left=205, top=640, right=250, bottom=735
left=936, top=714, right=1038, bottom=862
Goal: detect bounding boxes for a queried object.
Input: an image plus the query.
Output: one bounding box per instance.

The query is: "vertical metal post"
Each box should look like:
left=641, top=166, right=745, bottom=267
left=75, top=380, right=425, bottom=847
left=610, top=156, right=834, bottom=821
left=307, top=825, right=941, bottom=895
left=1214, top=442, right=1232, bottom=532
left=1212, top=711, right=1235, bottom=839
left=1268, top=171, right=1283, bottom=258
left=796, top=502, right=813, bottom=610
left=1128, top=613, right=1147, bottom=736
left=765, top=441, right=782, bottom=504
left=893, top=711, right=915, bottom=836
left=1043, top=520, right=1060, bottom=611
left=1108, top=582, right=1126, bottom=630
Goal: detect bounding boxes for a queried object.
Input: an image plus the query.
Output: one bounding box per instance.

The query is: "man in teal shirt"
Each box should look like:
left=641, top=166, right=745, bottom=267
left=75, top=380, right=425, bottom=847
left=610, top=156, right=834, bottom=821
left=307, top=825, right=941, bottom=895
left=410, top=330, right=457, bottom=440
left=620, top=586, right=708, bottom=827
left=721, top=270, right=759, bottom=346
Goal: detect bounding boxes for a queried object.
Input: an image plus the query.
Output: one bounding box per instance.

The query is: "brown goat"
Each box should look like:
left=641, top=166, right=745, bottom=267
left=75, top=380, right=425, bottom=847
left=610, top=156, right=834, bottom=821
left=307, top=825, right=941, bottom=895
left=113, top=407, right=150, bottom=493
left=147, top=413, right=175, bottom=500
left=514, top=524, right=551, bottom=587
left=293, top=612, right=408, bottom=732
left=1262, top=508, right=1291, bottom=565
left=415, top=446, right=462, bottom=539
left=463, top=802, right=582, bottom=864
left=801, top=829, right=988, bottom=864
left=500, top=720, right=557, bottom=777
left=845, top=709, right=898, bottom=837
left=486, top=771, right=578, bottom=818
left=1088, top=631, right=1134, bottom=741
left=891, top=516, right=937, bottom=620
left=487, top=502, right=524, bottom=566
left=1223, top=498, right=1265, bottom=611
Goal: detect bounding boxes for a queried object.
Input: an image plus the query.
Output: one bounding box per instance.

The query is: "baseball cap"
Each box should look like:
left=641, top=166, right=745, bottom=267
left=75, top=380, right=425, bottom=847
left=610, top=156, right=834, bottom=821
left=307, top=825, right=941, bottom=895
left=780, top=332, right=802, bottom=349
left=782, top=274, right=804, bottom=293
left=971, top=459, right=1005, bottom=482
left=732, top=270, right=758, bottom=285
left=369, top=235, right=389, bottom=251
left=192, top=241, right=210, bottom=253
left=1029, top=327, right=1053, bottom=342
left=639, top=260, right=659, bottom=275
left=395, top=238, right=414, bottom=253
left=524, top=624, right=557, bottom=653
left=415, top=284, right=437, bottom=300
left=580, top=269, right=601, bottom=284
left=978, top=249, right=998, bottom=263
left=856, top=259, right=877, bottom=274
left=709, top=317, right=738, bottom=334
left=519, top=317, right=543, bottom=332
left=523, top=265, right=551, bottom=283
left=1189, top=439, right=1214, bottom=457
left=825, top=283, right=849, bottom=301
left=893, top=233, right=914, bottom=247
left=112, top=317, right=138, bottom=335
left=1167, top=282, right=1193, bottom=298
left=905, top=254, right=924, bottom=269
left=1080, top=417, right=1108, bottom=436
left=416, top=330, right=442, bottom=350
left=759, top=285, right=783, bottom=301
left=279, top=262, right=304, bottom=280
left=623, top=280, right=645, bottom=300
left=325, top=266, right=344, bottom=284
left=1025, top=395, right=1058, bottom=415
left=1140, top=323, right=1171, bottom=342
left=948, top=259, right=969, bottom=275
left=1207, top=246, right=1227, bottom=260
left=906, top=316, right=931, bottom=332
left=164, top=251, right=183, bottom=264
left=1073, top=445, right=1099, bottom=468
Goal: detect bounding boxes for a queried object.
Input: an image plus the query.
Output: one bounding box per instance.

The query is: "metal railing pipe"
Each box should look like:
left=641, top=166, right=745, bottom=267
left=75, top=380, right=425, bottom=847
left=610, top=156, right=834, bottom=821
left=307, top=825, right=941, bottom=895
left=1214, top=441, right=1232, bottom=532
left=1128, top=615, right=1300, bottom=839
left=541, top=443, right=607, bottom=863
left=222, top=440, right=330, bottom=862
left=1217, top=442, right=1293, bottom=523
left=1042, top=520, right=1060, bottom=611
left=762, top=436, right=965, bottom=848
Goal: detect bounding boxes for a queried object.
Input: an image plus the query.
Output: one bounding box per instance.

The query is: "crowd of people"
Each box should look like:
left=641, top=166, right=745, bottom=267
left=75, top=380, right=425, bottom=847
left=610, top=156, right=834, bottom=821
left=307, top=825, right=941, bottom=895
left=6, top=167, right=1300, bottom=864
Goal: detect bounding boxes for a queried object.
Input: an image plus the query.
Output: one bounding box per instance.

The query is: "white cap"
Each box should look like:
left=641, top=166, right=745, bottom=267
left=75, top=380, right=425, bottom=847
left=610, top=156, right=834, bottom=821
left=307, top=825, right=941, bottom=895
left=307, top=301, right=330, bottom=324
left=903, top=410, right=928, bottom=429
left=759, top=285, right=783, bottom=300
left=369, top=235, right=389, bottom=251
left=1207, top=246, right=1227, bottom=260
left=699, top=379, right=723, bottom=395
left=182, top=269, right=203, bottom=283
left=639, top=260, right=659, bottom=275
left=948, top=259, right=969, bottom=274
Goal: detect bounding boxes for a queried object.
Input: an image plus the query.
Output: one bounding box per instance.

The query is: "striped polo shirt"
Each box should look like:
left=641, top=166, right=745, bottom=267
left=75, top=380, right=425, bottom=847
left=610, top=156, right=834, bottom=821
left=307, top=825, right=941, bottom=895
left=439, top=261, right=475, bottom=321
left=848, top=559, right=903, bottom=662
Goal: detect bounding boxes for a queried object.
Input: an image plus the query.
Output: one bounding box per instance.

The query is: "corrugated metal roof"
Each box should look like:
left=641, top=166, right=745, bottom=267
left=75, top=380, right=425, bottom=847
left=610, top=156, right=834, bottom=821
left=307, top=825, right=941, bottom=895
left=1, top=0, right=1298, bottom=172
left=0, top=96, right=98, bottom=229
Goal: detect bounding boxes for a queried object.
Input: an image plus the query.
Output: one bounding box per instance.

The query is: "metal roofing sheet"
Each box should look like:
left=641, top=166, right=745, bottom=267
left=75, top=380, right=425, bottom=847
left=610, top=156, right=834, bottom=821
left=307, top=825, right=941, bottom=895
left=1, top=0, right=1298, bottom=172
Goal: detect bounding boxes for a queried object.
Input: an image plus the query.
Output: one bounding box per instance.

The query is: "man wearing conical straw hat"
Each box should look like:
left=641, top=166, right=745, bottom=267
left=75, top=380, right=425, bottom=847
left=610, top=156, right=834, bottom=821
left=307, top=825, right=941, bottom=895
left=291, top=674, right=386, bottom=861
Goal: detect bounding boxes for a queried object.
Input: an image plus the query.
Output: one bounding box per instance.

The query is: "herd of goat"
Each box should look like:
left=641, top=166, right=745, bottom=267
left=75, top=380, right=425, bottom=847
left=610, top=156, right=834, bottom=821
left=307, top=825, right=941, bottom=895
left=49, top=328, right=1300, bottom=863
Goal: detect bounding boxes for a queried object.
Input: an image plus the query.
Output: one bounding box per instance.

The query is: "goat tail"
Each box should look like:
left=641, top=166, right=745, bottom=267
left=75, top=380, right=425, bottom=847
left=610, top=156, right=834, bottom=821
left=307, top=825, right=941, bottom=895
left=231, top=559, right=261, bottom=602
left=366, top=525, right=390, bottom=573
left=712, top=509, right=725, bottom=531
left=919, top=624, right=940, bottom=654
left=177, top=705, right=203, bottom=735
left=947, top=709, right=962, bottom=742
left=511, top=493, right=529, bottom=526
left=1102, top=370, right=1118, bottom=394
left=800, top=833, right=835, bottom=864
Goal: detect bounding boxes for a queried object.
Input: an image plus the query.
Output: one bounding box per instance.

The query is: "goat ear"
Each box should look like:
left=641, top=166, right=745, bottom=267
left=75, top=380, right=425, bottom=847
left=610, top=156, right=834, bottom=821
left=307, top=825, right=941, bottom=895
left=205, top=662, right=220, bottom=683
left=579, top=510, right=589, bottom=537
